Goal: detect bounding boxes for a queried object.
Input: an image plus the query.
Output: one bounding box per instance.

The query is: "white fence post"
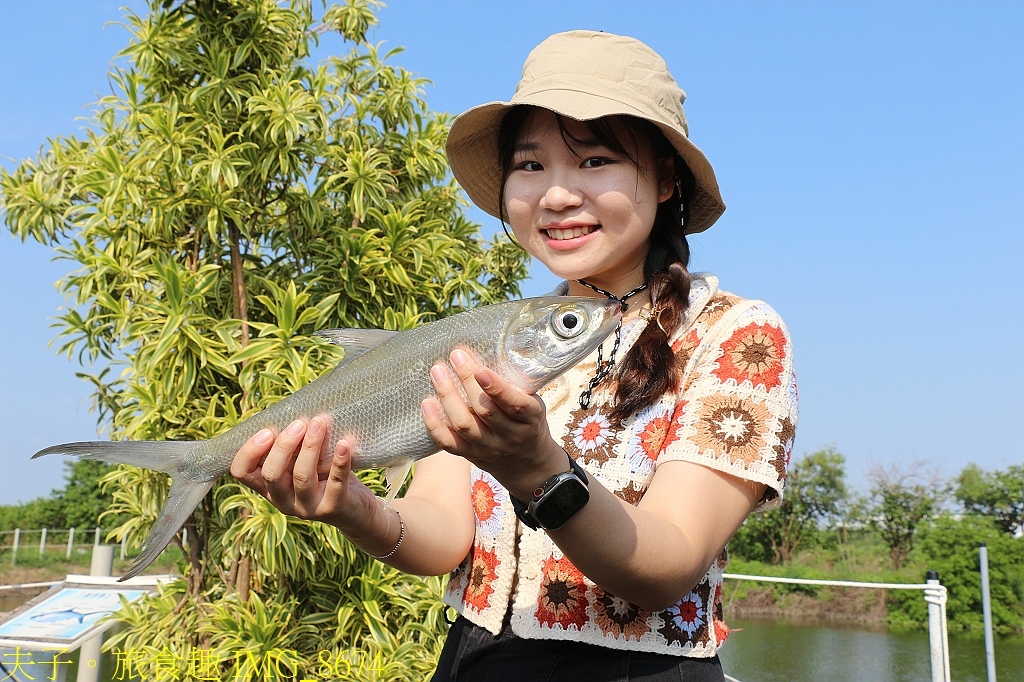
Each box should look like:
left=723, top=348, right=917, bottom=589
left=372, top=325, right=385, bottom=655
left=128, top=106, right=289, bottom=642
left=120, top=534, right=127, bottom=560
left=925, top=570, right=951, bottom=682
left=11, top=528, right=20, bottom=565
left=94, top=526, right=101, bottom=547
left=39, top=527, right=48, bottom=555
left=67, top=527, right=76, bottom=558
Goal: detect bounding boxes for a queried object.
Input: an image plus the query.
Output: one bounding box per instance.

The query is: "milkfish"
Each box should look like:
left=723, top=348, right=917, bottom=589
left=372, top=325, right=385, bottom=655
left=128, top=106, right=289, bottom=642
left=33, top=296, right=621, bottom=580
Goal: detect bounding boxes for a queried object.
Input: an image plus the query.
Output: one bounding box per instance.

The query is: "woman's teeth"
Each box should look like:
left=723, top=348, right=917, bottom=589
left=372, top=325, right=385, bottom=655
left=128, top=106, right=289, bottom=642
left=546, top=225, right=595, bottom=240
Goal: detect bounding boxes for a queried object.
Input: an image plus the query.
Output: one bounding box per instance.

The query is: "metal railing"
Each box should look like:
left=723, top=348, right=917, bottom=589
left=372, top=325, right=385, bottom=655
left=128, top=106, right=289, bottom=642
left=722, top=571, right=950, bottom=682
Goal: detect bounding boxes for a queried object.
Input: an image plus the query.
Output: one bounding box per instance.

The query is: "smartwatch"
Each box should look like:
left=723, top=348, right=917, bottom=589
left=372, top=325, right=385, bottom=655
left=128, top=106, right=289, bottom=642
left=510, top=453, right=590, bottom=531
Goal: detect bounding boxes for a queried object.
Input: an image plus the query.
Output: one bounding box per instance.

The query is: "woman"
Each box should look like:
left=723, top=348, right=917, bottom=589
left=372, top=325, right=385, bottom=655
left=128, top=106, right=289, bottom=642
left=232, top=30, right=797, bottom=681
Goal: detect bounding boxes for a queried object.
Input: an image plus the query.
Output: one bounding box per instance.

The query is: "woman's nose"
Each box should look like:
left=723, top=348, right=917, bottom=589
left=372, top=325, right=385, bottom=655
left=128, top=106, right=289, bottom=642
left=539, top=178, right=583, bottom=211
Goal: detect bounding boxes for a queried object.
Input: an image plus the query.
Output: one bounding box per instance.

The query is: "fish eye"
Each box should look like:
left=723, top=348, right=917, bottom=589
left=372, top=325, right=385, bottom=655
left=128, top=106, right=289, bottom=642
left=552, top=306, right=587, bottom=339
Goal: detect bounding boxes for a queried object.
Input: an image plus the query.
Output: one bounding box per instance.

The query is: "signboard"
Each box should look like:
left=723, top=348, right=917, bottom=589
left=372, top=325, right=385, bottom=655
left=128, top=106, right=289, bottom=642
left=0, top=575, right=168, bottom=651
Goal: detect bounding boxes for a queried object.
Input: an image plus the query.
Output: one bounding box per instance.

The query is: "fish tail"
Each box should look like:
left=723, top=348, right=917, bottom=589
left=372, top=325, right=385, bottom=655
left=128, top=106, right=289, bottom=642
left=33, top=440, right=212, bottom=581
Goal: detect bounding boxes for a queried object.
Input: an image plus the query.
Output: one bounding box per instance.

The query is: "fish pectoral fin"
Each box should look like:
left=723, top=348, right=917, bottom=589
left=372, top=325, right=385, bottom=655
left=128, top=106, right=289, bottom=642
left=382, top=459, right=415, bottom=507
left=314, top=328, right=399, bottom=367
left=119, top=476, right=215, bottom=582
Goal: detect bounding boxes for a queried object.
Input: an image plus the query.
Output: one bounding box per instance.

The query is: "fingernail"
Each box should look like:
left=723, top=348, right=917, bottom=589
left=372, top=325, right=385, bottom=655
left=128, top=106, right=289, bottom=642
left=308, top=418, right=322, bottom=435
left=451, top=349, right=468, bottom=367
left=286, top=420, right=304, bottom=436
left=476, top=370, right=493, bottom=389
left=431, top=365, right=447, bottom=383
left=254, top=429, right=273, bottom=445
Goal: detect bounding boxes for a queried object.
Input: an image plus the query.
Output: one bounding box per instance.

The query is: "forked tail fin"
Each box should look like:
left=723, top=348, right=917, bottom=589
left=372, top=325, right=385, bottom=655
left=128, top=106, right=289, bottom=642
left=32, top=440, right=213, bottom=581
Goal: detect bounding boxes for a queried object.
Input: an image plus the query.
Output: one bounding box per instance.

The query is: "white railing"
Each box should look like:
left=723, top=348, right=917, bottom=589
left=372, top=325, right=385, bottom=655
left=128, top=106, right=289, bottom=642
left=722, top=572, right=950, bottom=682
left=0, top=528, right=127, bottom=564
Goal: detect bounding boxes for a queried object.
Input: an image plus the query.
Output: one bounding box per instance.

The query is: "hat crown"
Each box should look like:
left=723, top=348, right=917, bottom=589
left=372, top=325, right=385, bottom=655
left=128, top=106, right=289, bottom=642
left=515, top=30, right=689, bottom=137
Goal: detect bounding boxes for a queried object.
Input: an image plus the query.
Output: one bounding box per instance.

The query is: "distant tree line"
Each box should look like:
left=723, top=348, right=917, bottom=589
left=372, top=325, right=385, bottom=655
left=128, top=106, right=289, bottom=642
left=731, top=449, right=1024, bottom=634
left=0, top=460, right=121, bottom=532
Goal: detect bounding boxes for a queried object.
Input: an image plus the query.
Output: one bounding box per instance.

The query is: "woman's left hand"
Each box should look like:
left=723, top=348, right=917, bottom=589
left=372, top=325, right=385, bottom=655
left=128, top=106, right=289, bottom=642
left=421, top=348, right=566, bottom=496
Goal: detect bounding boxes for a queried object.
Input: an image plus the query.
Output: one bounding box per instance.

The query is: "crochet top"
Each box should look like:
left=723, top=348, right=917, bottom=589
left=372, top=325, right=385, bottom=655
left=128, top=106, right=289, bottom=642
left=442, top=273, right=798, bottom=657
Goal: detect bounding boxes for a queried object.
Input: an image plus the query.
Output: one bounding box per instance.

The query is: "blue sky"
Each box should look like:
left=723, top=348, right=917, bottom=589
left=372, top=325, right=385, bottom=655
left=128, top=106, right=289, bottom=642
left=2, top=1, right=1022, bottom=505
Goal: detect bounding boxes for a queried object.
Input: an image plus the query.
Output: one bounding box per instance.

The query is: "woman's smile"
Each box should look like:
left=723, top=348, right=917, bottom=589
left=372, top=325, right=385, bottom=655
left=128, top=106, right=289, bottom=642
left=542, top=221, right=599, bottom=244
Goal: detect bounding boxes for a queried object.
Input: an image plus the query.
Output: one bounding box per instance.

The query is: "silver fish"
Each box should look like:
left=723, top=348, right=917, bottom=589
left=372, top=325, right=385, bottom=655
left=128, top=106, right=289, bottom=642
left=33, top=296, right=621, bottom=580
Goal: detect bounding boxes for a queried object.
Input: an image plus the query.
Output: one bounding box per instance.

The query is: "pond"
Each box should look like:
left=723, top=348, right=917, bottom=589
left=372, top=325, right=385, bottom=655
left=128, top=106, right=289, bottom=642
left=719, top=618, right=1023, bottom=682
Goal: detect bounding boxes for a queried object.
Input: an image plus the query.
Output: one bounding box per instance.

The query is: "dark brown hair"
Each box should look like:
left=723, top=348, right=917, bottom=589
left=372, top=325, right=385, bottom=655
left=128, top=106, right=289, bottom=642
left=497, top=106, right=696, bottom=420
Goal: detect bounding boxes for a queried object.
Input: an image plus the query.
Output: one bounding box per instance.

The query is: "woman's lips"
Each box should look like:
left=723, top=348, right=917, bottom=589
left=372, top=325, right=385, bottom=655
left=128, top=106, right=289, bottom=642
left=543, top=224, right=597, bottom=240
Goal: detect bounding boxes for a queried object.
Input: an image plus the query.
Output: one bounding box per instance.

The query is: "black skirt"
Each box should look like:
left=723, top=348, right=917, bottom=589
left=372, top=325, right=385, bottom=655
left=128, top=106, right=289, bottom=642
left=432, top=616, right=725, bottom=682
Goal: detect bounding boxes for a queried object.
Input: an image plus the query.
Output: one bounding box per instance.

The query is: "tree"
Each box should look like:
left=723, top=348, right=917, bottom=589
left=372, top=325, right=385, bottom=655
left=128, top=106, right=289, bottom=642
left=0, top=461, right=115, bottom=533
left=731, top=447, right=848, bottom=564
left=887, top=514, right=1024, bottom=634
left=866, top=462, right=943, bottom=571
left=1, top=0, right=527, bottom=678
left=954, top=463, right=1024, bottom=535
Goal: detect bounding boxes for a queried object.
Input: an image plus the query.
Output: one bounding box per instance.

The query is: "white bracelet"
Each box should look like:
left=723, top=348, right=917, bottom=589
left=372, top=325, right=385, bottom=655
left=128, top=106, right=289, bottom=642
left=368, top=509, right=405, bottom=560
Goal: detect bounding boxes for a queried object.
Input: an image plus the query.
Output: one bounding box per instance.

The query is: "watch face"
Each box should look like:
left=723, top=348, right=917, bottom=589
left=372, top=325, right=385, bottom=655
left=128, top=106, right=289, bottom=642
left=533, top=477, right=590, bottom=530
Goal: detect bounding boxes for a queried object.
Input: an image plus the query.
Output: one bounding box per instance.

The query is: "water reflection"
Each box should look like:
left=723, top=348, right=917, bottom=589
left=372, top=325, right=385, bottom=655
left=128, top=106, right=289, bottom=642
left=719, top=619, right=1023, bottom=682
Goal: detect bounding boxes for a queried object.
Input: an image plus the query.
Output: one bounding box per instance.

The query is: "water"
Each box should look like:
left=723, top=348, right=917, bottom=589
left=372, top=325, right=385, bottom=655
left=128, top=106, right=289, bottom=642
left=719, top=618, right=1024, bottom=682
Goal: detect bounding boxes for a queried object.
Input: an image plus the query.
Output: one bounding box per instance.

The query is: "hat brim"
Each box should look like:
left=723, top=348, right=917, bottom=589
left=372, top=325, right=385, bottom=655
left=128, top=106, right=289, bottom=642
left=446, top=94, right=725, bottom=234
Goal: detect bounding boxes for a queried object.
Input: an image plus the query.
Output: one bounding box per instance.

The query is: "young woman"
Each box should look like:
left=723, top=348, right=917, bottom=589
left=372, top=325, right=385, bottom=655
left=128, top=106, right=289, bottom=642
left=232, top=30, right=797, bottom=681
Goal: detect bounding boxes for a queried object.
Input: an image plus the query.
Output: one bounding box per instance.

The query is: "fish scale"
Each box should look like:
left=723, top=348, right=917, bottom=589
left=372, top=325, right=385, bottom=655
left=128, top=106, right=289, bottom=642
left=32, top=296, right=621, bottom=580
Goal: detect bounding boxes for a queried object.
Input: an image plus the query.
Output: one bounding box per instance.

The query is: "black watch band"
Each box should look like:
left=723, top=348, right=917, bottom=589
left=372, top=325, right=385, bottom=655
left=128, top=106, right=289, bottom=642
left=510, top=451, right=590, bottom=531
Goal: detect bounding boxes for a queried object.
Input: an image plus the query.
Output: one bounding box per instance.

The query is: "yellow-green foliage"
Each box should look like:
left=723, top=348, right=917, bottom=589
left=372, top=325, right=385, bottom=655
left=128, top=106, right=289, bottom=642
left=1, top=0, right=527, bottom=678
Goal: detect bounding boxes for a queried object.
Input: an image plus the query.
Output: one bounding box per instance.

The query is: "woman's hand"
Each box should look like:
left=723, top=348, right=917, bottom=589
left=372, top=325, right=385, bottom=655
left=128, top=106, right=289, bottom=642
left=230, top=416, right=380, bottom=535
left=421, top=348, right=569, bottom=498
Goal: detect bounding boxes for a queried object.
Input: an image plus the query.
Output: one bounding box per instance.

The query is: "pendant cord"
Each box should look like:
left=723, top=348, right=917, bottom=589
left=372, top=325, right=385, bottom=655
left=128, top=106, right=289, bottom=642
left=575, top=279, right=649, bottom=409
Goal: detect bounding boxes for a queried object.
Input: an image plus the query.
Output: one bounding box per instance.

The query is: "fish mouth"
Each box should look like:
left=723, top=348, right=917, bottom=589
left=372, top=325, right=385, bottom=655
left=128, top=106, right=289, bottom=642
left=543, top=224, right=598, bottom=241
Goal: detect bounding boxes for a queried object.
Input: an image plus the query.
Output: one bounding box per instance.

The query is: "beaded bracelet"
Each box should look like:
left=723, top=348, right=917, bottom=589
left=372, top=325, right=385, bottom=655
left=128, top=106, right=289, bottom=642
left=368, top=509, right=405, bottom=560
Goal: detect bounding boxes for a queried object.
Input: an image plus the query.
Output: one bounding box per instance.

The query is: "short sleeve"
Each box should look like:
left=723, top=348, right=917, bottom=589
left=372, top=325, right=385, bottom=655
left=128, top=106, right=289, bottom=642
left=658, top=299, right=797, bottom=511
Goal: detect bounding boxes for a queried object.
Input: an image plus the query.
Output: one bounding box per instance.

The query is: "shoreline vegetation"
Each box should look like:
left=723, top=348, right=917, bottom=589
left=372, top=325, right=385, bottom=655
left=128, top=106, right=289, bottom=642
left=4, top=536, right=1019, bottom=638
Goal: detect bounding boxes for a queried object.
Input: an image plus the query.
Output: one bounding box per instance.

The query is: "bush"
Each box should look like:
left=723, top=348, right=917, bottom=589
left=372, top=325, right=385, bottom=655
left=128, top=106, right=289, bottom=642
left=888, top=514, right=1024, bottom=634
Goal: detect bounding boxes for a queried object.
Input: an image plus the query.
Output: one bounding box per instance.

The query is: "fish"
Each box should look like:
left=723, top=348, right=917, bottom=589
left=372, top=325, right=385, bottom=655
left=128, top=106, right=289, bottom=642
left=30, top=608, right=106, bottom=624
left=33, top=296, right=621, bottom=580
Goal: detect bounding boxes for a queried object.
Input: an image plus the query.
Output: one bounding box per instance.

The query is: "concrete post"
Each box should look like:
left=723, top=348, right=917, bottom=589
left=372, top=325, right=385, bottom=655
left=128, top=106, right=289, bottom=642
left=76, top=545, right=114, bottom=682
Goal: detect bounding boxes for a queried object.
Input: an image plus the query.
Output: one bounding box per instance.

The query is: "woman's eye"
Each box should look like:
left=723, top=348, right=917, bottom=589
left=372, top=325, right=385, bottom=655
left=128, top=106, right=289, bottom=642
left=581, top=157, right=610, bottom=168
left=514, top=160, right=543, bottom=172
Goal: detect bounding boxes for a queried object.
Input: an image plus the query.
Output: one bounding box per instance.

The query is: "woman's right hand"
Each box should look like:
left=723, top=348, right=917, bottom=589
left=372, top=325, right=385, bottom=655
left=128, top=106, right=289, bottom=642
left=229, top=416, right=382, bottom=536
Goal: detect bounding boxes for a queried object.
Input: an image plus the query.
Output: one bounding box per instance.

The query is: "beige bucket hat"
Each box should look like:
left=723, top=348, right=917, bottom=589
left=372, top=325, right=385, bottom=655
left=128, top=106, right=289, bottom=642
left=446, top=30, right=726, bottom=234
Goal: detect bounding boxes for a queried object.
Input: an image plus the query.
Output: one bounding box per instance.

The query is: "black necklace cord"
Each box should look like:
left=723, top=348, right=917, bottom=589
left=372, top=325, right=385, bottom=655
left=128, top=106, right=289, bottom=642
left=575, top=279, right=649, bottom=409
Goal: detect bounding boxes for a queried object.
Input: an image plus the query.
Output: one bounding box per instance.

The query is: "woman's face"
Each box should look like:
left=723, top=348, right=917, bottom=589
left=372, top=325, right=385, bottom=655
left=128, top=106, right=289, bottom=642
left=502, top=110, right=673, bottom=295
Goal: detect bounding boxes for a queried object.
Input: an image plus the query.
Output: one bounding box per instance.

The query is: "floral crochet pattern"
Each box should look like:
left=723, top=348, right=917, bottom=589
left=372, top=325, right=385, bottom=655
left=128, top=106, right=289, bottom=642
left=536, top=556, right=589, bottom=630
left=593, top=589, right=651, bottom=640
left=659, top=579, right=712, bottom=647
left=563, top=407, right=620, bottom=466
left=712, top=322, right=788, bottom=391
left=463, top=543, right=499, bottom=613
left=471, top=476, right=505, bottom=536
left=691, top=394, right=773, bottom=467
